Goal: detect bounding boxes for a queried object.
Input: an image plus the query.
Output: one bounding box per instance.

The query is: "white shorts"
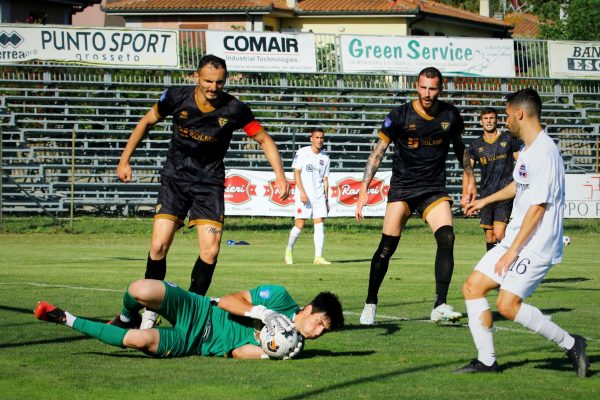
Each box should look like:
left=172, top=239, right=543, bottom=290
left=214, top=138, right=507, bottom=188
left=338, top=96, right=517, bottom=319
left=474, top=243, right=553, bottom=299
left=295, top=196, right=328, bottom=220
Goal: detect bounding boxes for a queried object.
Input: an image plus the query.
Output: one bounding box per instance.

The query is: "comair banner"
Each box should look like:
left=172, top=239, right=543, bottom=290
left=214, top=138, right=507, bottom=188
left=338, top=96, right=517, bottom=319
left=205, top=31, right=317, bottom=72
left=0, top=24, right=179, bottom=67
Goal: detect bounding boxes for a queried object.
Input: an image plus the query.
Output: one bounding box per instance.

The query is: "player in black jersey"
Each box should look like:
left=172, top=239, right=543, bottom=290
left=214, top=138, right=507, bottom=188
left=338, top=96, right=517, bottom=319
left=463, top=108, right=520, bottom=251
left=114, top=55, right=289, bottom=328
left=355, top=67, right=476, bottom=325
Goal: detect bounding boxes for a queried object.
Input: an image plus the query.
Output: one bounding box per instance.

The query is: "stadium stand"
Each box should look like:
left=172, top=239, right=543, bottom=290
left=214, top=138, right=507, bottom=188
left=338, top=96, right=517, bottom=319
left=1, top=61, right=599, bottom=215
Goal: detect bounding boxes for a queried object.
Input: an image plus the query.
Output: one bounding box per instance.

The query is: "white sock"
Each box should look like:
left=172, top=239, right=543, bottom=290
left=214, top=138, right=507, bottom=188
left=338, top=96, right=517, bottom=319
left=65, top=311, right=76, bottom=327
left=287, top=226, right=302, bottom=249
left=514, top=303, right=575, bottom=350
left=466, top=298, right=496, bottom=366
left=314, top=223, right=325, bottom=258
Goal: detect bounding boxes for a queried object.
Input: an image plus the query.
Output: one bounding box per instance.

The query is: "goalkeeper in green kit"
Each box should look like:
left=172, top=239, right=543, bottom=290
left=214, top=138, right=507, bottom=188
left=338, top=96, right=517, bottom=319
left=34, top=279, right=343, bottom=359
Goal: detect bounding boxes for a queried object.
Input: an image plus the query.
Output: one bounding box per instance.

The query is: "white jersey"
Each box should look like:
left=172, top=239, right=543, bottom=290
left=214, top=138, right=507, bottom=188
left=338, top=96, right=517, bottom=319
left=292, top=146, right=330, bottom=201
left=502, top=131, right=565, bottom=264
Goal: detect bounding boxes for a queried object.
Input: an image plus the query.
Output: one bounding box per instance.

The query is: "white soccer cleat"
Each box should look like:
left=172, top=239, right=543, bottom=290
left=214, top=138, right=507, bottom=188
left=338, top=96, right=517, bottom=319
left=313, top=257, right=331, bottom=265
left=430, top=303, right=462, bottom=323
left=140, top=309, right=159, bottom=329
left=284, top=248, right=293, bottom=265
left=360, top=303, right=377, bottom=325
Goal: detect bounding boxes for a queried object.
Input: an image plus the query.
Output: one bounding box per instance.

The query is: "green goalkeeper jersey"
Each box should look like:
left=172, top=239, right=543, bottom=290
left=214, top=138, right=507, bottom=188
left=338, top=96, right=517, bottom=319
left=200, top=285, right=300, bottom=356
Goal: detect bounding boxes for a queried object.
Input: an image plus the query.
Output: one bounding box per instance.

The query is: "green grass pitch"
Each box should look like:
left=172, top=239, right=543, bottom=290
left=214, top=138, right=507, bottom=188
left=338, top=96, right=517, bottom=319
left=0, top=217, right=598, bottom=399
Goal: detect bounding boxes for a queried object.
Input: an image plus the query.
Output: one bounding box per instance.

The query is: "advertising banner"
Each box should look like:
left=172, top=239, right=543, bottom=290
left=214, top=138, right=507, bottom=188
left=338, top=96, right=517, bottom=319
left=340, top=35, right=515, bottom=77
left=225, top=169, right=391, bottom=217
left=0, top=24, right=179, bottom=67
left=565, top=174, right=600, bottom=218
left=205, top=31, right=317, bottom=72
left=548, top=41, right=600, bottom=79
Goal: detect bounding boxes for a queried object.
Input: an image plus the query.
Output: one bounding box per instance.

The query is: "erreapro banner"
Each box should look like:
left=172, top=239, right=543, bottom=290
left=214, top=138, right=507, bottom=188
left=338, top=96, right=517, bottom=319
left=0, top=24, right=179, bottom=68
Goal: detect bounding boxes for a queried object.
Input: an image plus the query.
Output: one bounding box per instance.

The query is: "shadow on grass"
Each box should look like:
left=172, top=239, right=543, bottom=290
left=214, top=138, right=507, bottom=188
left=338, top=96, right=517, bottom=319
left=299, top=349, right=375, bottom=359
left=342, top=322, right=402, bottom=336
left=505, top=354, right=598, bottom=377
left=277, top=345, right=581, bottom=400
left=542, top=277, right=590, bottom=284
left=0, top=335, right=92, bottom=349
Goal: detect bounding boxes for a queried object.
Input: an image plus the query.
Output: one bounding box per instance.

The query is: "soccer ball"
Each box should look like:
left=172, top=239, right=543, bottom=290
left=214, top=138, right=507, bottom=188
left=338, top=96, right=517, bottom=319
left=563, top=236, right=571, bottom=246
left=259, top=325, right=300, bottom=359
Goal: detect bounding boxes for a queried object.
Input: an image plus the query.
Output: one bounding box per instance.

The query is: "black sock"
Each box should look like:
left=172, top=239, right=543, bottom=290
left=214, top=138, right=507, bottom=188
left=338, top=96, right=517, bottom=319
left=434, top=226, right=455, bottom=308
left=366, top=234, right=400, bottom=304
left=486, top=242, right=495, bottom=251
left=189, top=257, right=216, bottom=296
left=145, top=254, right=166, bottom=280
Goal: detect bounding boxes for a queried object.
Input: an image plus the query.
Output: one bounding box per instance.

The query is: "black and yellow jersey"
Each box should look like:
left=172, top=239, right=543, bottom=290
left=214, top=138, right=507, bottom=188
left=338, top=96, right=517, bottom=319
left=379, top=100, right=465, bottom=193
left=154, top=86, right=261, bottom=185
left=467, top=131, right=520, bottom=197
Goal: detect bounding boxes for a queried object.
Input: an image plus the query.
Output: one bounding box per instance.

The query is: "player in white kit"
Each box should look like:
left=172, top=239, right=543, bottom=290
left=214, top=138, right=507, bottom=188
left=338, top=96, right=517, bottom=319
left=285, top=128, right=331, bottom=265
left=455, top=89, right=589, bottom=377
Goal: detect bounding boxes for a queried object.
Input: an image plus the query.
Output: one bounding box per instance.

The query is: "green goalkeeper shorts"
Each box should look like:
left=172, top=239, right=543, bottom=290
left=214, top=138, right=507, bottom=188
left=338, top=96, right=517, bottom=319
left=154, top=281, right=213, bottom=358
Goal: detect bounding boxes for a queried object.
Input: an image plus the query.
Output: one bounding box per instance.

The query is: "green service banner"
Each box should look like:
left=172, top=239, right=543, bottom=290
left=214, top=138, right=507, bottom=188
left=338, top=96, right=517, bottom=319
left=340, top=35, right=515, bottom=77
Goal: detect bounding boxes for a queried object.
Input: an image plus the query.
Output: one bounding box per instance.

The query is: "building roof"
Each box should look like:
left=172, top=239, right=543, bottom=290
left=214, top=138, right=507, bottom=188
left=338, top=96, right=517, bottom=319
left=104, top=0, right=289, bottom=12
left=503, top=12, right=540, bottom=38
left=105, top=0, right=510, bottom=29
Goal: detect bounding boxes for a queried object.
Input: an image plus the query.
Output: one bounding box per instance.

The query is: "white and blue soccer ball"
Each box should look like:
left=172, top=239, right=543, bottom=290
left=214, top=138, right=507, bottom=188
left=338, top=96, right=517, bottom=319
left=259, top=325, right=299, bottom=359
left=563, top=236, right=571, bottom=246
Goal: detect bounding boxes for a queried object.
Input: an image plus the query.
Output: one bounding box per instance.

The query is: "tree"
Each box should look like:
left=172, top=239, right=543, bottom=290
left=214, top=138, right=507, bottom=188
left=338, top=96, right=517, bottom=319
left=534, top=0, right=600, bottom=40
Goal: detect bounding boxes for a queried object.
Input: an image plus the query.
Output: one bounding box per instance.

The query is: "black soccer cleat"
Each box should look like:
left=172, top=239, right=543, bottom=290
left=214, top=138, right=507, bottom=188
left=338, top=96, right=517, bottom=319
left=453, top=359, right=501, bottom=374
left=34, top=301, right=67, bottom=324
left=566, top=334, right=590, bottom=378
left=107, top=312, right=142, bottom=329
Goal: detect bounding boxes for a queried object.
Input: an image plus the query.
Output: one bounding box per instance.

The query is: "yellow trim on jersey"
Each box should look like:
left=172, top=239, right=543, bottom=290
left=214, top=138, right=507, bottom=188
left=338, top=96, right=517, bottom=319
left=422, top=196, right=452, bottom=220
left=480, top=224, right=493, bottom=229
left=483, top=131, right=501, bottom=145
left=412, top=100, right=435, bottom=121
left=189, top=219, right=224, bottom=228
left=154, top=213, right=184, bottom=227
left=378, top=130, right=391, bottom=143
left=152, top=103, right=163, bottom=120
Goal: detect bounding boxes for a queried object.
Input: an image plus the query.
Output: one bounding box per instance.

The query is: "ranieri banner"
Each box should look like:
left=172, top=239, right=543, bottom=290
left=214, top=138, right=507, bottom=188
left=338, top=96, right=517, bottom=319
left=205, top=31, right=317, bottom=72
left=225, top=169, right=392, bottom=217
left=224, top=170, right=598, bottom=218
left=0, top=24, right=179, bottom=68
left=340, top=35, right=515, bottom=77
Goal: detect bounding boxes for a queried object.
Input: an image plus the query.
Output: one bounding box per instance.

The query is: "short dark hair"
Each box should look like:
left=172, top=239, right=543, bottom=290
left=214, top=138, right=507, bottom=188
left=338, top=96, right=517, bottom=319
left=418, top=67, right=443, bottom=87
left=309, top=291, right=344, bottom=331
left=310, top=127, right=325, bottom=135
left=480, top=107, right=497, bottom=118
left=506, top=88, right=542, bottom=119
left=197, top=54, right=228, bottom=77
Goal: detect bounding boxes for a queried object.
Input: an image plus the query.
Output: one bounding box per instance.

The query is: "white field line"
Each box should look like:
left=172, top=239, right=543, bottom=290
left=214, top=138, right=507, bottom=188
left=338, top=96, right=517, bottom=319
left=3, top=282, right=596, bottom=343
left=343, top=310, right=599, bottom=342
left=0, top=282, right=122, bottom=292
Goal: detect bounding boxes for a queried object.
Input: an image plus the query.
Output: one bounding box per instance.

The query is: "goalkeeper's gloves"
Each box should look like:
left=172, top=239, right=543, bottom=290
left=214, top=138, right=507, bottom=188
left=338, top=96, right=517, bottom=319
left=282, top=335, right=304, bottom=360
left=245, top=305, right=294, bottom=335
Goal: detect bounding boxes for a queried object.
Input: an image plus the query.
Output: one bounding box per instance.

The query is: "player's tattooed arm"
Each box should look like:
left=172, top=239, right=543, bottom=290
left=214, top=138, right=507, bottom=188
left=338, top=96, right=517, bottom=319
left=356, top=137, right=388, bottom=221
left=362, top=138, right=388, bottom=185
left=461, top=149, right=477, bottom=206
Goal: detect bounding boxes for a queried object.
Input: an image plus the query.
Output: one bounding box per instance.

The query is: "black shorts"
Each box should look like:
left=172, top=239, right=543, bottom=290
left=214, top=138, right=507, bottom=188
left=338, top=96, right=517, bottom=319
left=387, top=188, right=452, bottom=220
left=155, top=176, right=224, bottom=228
left=479, top=199, right=512, bottom=229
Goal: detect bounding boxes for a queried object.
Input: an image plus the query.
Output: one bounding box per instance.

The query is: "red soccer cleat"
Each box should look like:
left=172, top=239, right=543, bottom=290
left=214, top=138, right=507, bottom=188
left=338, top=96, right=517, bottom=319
left=34, top=301, right=66, bottom=324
